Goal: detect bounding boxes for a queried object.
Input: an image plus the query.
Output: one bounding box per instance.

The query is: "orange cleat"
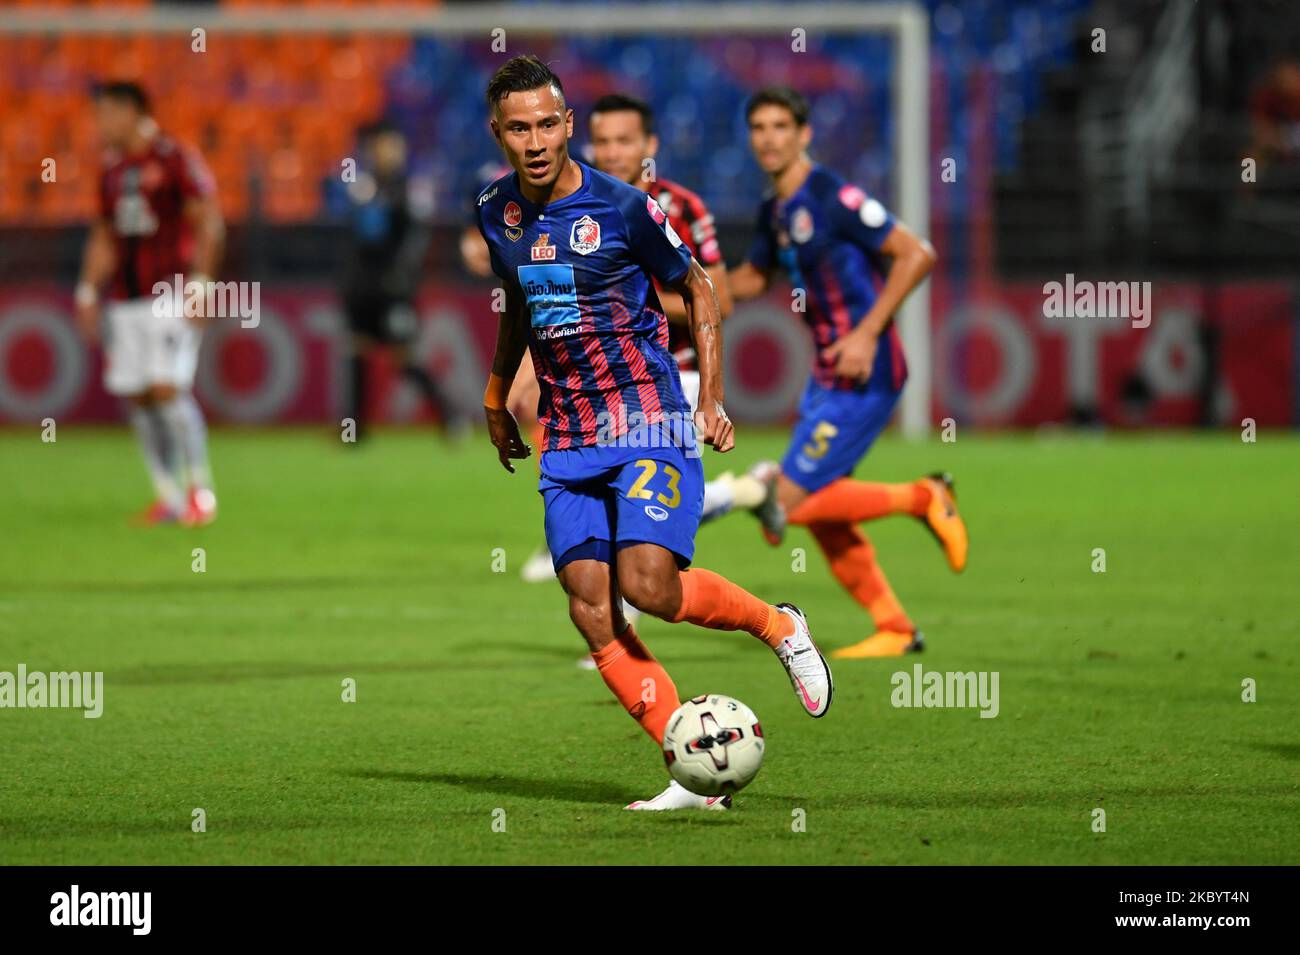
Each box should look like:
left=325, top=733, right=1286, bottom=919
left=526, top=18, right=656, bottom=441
left=919, top=472, right=967, bottom=573
left=131, top=500, right=180, bottom=527
left=831, top=629, right=925, bottom=659
left=179, top=487, right=217, bottom=527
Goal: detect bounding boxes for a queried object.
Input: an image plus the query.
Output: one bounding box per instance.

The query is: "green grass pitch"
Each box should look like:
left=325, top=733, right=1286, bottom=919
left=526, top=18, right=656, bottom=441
left=0, top=426, right=1296, bottom=865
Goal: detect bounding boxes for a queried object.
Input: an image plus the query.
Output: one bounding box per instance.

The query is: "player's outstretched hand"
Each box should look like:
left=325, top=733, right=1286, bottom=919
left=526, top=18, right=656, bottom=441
left=823, top=329, right=877, bottom=384
left=485, top=406, right=532, bottom=473
left=694, top=399, right=735, bottom=453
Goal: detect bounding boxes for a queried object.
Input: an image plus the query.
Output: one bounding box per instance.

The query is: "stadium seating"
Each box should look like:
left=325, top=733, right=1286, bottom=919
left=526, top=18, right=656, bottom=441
left=0, top=0, right=1090, bottom=229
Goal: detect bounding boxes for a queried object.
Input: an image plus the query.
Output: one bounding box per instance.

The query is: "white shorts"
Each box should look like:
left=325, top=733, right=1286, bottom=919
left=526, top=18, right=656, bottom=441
left=678, top=369, right=700, bottom=413
left=103, top=298, right=202, bottom=396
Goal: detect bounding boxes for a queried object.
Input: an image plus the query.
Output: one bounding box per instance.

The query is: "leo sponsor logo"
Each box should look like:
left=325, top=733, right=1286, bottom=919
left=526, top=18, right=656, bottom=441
left=570, top=215, right=601, bottom=254
left=504, top=201, right=522, bottom=227
left=531, top=233, right=557, bottom=261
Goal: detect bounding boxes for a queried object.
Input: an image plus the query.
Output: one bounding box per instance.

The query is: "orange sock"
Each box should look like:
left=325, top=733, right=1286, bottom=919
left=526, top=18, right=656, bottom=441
left=591, top=625, right=680, bottom=744
left=808, top=522, right=914, bottom=633
left=788, top=478, right=930, bottom=526
left=671, top=568, right=793, bottom=648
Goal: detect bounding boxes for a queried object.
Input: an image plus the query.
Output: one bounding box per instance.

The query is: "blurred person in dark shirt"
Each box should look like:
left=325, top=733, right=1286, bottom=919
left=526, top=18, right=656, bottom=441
left=341, top=120, right=464, bottom=440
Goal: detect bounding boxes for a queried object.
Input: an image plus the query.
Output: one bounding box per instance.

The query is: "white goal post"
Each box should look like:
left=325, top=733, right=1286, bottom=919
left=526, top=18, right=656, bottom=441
left=0, top=2, right=931, bottom=437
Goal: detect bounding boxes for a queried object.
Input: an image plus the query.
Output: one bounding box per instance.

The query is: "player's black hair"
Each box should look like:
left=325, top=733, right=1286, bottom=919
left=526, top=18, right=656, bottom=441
left=590, top=93, right=656, bottom=137
left=486, top=55, right=566, bottom=113
left=745, top=85, right=810, bottom=127
left=93, top=80, right=150, bottom=114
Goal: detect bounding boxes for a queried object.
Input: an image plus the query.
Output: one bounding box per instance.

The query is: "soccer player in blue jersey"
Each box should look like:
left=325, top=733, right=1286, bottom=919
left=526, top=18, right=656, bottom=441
left=727, top=86, right=970, bottom=659
left=476, top=57, right=832, bottom=810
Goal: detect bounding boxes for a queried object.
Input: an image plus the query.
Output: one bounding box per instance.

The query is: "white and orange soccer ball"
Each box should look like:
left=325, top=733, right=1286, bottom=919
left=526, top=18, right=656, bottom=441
left=661, top=694, right=765, bottom=797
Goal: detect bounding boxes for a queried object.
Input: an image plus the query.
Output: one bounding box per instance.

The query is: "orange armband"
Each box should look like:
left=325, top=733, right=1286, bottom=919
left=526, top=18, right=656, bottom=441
left=483, top=372, right=513, bottom=411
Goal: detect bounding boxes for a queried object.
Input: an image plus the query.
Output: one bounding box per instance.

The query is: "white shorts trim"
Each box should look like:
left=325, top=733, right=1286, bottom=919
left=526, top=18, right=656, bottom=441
left=103, top=298, right=202, bottom=396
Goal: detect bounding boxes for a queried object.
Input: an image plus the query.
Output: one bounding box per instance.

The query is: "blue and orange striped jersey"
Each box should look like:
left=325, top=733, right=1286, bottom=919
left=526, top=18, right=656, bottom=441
left=748, top=164, right=908, bottom=392
left=477, top=161, right=694, bottom=451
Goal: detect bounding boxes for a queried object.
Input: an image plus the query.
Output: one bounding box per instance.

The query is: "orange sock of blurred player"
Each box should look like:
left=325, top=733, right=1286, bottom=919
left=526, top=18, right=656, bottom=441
left=808, top=522, right=914, bottom=633
left=591, top=624, right=679, bottom=744
left=671, top=568, right=794, bottom=648
left=787, top=478, right=931, bottom=526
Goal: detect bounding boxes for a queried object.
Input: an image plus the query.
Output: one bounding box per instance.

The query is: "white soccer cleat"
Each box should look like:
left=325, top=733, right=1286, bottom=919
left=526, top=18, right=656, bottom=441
left=773, top=603, right=833, bottom=718
left=520, top=546, right=556, bottom=583
left=625, top=778, right=732, bottom=811
left=747, top=460, right=786, bottom=546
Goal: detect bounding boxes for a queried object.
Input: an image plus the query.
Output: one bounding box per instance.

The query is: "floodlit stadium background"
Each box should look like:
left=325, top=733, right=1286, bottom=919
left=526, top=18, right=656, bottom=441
left=0, top=0, right=1295, bottom=432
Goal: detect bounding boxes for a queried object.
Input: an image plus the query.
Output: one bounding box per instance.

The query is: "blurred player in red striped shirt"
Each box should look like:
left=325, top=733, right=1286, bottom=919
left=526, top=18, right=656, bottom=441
left=75, top=82, right=225, bottom=526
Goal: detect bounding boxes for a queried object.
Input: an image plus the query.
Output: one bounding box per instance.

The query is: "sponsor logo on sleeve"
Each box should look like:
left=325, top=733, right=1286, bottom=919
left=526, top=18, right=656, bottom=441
left=664, top=220, right=683, bottom=248
left=647, top=194, right=668, bottom=224
left=838, top=184, right=866, bottom=210
left=860, top=198, right=888, bottom=228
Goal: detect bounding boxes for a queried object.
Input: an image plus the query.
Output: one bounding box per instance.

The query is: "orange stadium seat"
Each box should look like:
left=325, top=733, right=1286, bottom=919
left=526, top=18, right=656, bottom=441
left=3, top=21, right=407, bottom=226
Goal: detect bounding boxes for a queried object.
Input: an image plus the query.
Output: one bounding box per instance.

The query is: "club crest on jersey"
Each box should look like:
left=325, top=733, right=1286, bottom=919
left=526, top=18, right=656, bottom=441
left=570, top=215, right=601, bottom=255
left=791, top=206, right=815, bottom=244
left=504, top=201, right=522, bottom=227
left=531, top=233, right=556, bottom=261
left=505, top=227, right=523, bottom=242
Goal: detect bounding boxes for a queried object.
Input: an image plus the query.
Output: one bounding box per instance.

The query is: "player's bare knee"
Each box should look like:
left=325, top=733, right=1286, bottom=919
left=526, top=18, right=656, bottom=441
left=567, top=593, right=615, bottom=648
left=617, top=565, right=678, bottom=620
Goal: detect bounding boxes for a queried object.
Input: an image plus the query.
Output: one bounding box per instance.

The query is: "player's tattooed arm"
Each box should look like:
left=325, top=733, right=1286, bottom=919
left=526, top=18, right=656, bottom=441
left=74, top=218, right=116, bottom=343
left=674, top=259, right=735, bottom=453
left=824, top=222, right=936, bottom=383
left=484, top=284, right=532, bottom=473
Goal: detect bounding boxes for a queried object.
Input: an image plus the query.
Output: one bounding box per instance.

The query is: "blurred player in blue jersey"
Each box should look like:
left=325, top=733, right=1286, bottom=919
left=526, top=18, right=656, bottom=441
left=727, top=87, right=969, bottom=659
left=476, top=57, right=832, bottom=810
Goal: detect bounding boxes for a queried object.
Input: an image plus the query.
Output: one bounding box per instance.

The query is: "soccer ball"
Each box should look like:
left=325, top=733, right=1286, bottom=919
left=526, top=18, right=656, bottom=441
left=662, top=694, right=765, bottom=797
